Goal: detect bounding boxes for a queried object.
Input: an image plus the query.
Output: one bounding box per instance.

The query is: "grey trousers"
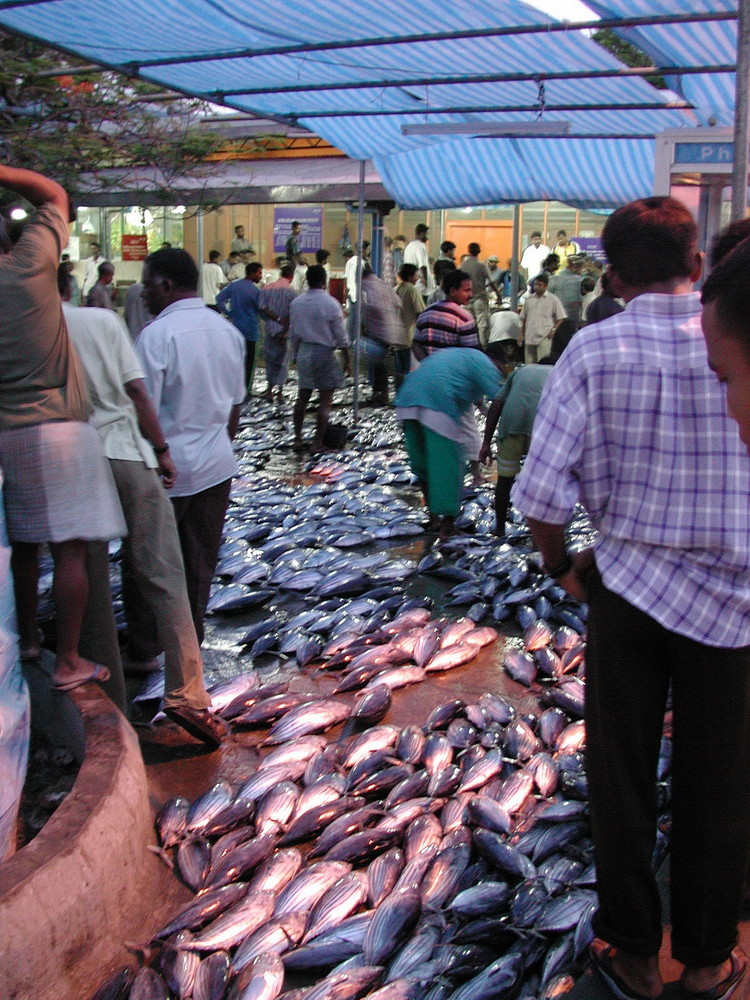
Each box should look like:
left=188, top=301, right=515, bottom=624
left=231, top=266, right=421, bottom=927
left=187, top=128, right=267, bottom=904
left=112, top=459, right=209, bottom=711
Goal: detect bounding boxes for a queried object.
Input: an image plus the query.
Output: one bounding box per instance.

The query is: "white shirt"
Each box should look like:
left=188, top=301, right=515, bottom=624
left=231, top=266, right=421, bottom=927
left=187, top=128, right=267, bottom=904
left=63, top=303, right=157, bottom=467
left=82, top=253, right=103, bottom=297
left=135, top=298, right=246, bottom=497
left=488, top=310, right=522, bottom=343
left=344, top=255, right=362, bottom=302
left=291, top=263, right=308, bottom=293
left=200, top=261, right=225, bottom=305
left=403, top=239, right=434, bottom=292
left=520, top=243, right=550, bottom=278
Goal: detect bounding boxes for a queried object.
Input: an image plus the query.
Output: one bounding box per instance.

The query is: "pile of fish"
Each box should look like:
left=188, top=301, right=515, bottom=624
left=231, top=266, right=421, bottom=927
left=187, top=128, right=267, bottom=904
left=100, top=682, right=603, bottom=1000
left=109, top=392, right=675, bottom=1000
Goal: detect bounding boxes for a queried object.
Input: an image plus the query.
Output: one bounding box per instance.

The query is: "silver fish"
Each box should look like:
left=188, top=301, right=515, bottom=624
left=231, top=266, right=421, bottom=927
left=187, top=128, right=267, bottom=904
left=183, top=891, right=275, bottom=951
left=192, top=951, right=231, bottom=1000
left=204, top=831, right=277, bottom=889
left=265, top=699, right=351, bottom=744
left=302, top=870, right=369, bottom=943
left=234, top=911, right=308, bottom=971
left=177, top=837, right=211, bottom=891
left=234, top=953, right=285, bottom=1000
left=283, top=914, right=373, bottom=970
left=367, top=847, right=405, bottom=907
left=274, top=860, right=353, bottom=916
left=404, top=813, right=443, bottom=861
left=185, top=782, right=235, bottom=836
left=256, top=782, right=301, bottom=835
left=156, top=796, right=189, bottom=848
left=151, top=881, right=249, bottom=941
left=247, top=848, right=304, bottom=895
left=424, top=643, right=479, bottom=673
left=352, top=684, right=392, bottom=724
left=363, top=886, right=422, bottom=965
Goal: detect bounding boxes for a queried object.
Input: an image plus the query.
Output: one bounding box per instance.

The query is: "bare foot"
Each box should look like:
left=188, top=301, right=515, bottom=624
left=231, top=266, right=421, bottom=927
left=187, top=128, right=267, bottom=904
left=682, top=949, right=746, bottom=997
left=52, top=657, right=110, bottom=691
left=612, top=950, right=662, bottom=998
left=438, top=516, right=456, bottom=542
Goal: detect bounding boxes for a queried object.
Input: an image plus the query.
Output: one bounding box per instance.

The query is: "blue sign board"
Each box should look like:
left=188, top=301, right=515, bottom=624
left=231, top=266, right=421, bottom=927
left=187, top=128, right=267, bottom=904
left=674, top=142, right=734, bottom=165
left=273, top=206, right=323, bottom=256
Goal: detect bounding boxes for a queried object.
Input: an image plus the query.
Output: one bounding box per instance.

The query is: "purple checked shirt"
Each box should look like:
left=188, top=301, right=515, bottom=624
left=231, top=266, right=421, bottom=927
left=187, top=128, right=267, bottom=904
left=513, top=292, right=750, bottom=649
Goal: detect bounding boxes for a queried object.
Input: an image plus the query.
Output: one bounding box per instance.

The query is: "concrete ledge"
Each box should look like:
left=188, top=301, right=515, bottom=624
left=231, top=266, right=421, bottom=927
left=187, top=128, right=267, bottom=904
left=0, top=683, right=159, bottom=1000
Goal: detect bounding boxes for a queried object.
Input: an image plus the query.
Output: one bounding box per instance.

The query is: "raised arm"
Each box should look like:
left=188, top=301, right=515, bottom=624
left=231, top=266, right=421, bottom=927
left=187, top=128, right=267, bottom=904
left=0, top=166, right=69, bottom=218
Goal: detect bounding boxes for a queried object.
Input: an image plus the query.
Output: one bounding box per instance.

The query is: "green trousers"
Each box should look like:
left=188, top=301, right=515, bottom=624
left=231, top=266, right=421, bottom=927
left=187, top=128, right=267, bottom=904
left=402, top=419, right=463, bottom=516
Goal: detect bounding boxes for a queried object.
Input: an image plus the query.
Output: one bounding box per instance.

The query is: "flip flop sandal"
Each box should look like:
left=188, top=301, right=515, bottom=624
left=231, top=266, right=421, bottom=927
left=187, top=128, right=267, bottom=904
left=53, top=662, right=110, bottom=692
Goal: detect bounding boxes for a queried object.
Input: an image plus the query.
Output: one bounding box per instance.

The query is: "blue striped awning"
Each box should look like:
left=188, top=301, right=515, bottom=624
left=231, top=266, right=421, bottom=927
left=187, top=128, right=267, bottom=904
left=0, top=0, right=738, bottom=209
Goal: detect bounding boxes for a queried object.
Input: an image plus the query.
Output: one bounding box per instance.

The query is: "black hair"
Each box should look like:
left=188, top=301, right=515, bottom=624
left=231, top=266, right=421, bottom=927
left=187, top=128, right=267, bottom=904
left=399, top=263, right=419, bottom=282
left=443, top=268, right=470, bottom=295
left=710, top=219, right=750, bottom=267
left=316, top=249, right=330, bottom=264
left=209, top=250, right=221, bottom=261
left=603, top=196, right=697, bottom=287
left=701, top=236, right=750, bottom=348
left=144, top=248, right=199, bottom=291
left=306, top=264, right=327, bottom=289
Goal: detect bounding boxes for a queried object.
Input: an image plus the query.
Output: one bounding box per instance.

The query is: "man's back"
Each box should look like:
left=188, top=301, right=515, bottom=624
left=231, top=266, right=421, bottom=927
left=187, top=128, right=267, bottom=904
left=62, top=304, right=153, bottom=466
left=217, top=278, right=260, bottom=339
left=461, top=255, right=490, bottom=297
left=515, top=291, right=750, bottom=645
left=548, top=270, right=582, bottom=320
left=135, top=299, right=245, bottom=497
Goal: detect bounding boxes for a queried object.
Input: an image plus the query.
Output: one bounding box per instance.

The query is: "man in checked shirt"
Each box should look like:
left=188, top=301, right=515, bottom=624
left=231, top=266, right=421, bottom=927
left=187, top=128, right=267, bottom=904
left=513, top=197, right=750, bottom=1000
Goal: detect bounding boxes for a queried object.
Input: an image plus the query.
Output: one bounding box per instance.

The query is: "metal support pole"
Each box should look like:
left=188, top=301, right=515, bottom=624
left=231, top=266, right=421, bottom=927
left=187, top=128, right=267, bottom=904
left=510, top=204, right=521, bottom=312
left=196, top=209, right=204, bottom=273
left=352, top=160, right=366, bottom=425
left=732, top=0, right=750, bottom=221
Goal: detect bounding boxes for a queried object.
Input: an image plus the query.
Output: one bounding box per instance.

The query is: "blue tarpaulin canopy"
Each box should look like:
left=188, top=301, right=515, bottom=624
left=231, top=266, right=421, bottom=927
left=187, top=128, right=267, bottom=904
left=0, top=0, right=740, bottom=209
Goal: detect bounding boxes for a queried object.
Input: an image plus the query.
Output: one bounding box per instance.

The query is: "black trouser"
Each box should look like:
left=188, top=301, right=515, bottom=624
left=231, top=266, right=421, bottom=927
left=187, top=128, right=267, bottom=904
left=586, top=571, right=750, bottom=966
left=244, top=340, right=256, bottom=392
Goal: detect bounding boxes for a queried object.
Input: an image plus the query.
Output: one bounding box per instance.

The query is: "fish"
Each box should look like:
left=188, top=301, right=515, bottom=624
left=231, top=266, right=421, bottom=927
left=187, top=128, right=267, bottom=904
left=265, top=699, right=351, bottom=744
left=232, top=953, right=285, bottom=1000
left=363, top=886, right=422, bottom=965
left=233, top=911, right=308, bottom=971
left=302, top=870, right=369, bottom=942
left=274, top=860, right=353, bottom=917
left=183, top=891, right=275, bottom=951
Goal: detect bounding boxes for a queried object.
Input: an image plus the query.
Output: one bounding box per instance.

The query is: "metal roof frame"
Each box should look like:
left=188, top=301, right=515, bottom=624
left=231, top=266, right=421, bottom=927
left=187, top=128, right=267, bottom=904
left=0, top=0, right=743, bottom=210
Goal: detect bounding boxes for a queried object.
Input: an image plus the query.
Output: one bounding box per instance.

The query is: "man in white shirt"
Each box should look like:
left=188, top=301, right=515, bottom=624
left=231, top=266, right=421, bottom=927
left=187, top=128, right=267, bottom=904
left=200, top=250, right=226, bottom=309
left=230, top=225, right=253, bottom=254
left=136, top=249, right=245, bottom=718
left=404, top=223, right=434, bottom=293
left=81, top=240, right=103, bottom=298
left=60, top=268, right=218, bottom=745
left=520, top=232, right=550, bottom=282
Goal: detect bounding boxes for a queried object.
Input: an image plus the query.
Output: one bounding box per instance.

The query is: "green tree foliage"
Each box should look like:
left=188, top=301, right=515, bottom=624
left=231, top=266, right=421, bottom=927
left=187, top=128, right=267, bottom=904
left=0, top=29, right=228, bottom=207
left=593, top=28, right=667, bottom=90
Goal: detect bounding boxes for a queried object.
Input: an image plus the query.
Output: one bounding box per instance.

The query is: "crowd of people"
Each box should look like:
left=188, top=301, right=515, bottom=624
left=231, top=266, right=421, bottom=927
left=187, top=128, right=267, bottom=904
left=5, top=164, right=750, bottom=1000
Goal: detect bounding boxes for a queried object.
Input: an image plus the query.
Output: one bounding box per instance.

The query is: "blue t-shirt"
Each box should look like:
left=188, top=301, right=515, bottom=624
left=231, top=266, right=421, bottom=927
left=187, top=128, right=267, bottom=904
left=395, top=347, right=500, bottom=422
left=216, top=279, right=261, bottom=341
